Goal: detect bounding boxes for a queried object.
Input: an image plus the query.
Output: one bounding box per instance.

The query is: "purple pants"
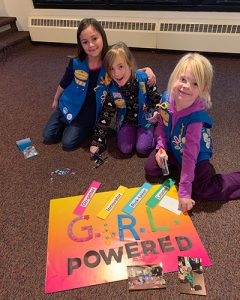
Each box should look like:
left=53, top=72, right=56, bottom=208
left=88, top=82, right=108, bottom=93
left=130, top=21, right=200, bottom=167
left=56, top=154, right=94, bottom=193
left=145, top=149, right=240, bottom=201
left=117, top=123, right=155, bottom=155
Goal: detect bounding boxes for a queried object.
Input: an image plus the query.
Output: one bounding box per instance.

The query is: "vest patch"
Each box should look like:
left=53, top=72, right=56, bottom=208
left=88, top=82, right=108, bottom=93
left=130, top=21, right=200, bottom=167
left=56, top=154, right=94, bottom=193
left=75, top=78, right=86, bottom=87
left=202, top=128, right=211, bottom=149
left=160, top=109, right=169, bottom=126
left=100, top=73, right=111, bottom=85
left=63, top=107, right=68, bottom=114
left=75, top=70, right=88, bottom=80
left=140, top=81, right=146, bottom=94
left=100, top=90, right=107, bottom=105
left=67, top=113, right=73, bottom=121
left=113, top=92, right=122, bottom=99
left=115, top=99, right=126, bottom=109
left=172, top=135, right=185, bottom=153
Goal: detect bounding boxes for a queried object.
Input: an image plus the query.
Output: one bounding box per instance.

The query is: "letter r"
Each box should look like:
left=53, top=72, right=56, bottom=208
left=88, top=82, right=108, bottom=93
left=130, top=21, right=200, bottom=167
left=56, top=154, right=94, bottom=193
left=118, top=214, right=140, bottom=241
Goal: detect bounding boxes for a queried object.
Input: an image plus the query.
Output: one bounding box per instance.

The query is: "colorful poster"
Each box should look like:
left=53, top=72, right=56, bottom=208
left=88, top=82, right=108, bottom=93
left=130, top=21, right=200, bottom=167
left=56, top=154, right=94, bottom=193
left=45, top=184, right=211, bottom=293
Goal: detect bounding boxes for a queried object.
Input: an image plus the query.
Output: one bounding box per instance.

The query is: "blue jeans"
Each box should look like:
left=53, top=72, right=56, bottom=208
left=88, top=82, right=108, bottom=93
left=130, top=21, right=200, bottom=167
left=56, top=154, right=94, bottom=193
left=42, top=109, right=92, bottom=149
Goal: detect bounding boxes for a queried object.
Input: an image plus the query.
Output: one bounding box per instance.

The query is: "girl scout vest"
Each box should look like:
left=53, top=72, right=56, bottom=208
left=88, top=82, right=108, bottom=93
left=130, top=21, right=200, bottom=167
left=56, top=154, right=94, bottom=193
left=108, top=71, right=153, bottom=131
left=160, top=91, right=213, bottom=164
left=59, top=58, right=109, bottom=124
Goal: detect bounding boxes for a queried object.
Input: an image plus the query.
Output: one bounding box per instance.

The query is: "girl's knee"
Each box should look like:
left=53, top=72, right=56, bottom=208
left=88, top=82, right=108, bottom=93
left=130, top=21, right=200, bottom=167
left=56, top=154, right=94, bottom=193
left=136, top=137, right=155, bottom=156
left=144, top=161, right=158, bottom=177
left=42, top=131, right=58, bottom=144
left=136, top=144, right=152, bottom=156
left=118, top=144, right=134, bottom=154
left=62, top=137, right=80, bottom=150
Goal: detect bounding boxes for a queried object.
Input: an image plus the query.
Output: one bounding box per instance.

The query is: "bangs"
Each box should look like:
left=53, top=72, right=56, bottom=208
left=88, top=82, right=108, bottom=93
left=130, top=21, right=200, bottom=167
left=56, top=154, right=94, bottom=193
left=188, top=59, right=205, bottom=92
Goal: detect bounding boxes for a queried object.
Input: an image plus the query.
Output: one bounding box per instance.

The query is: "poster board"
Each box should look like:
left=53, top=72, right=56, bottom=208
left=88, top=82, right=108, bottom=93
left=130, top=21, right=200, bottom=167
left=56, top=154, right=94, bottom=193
left=45, top=184, right=211, bottom=293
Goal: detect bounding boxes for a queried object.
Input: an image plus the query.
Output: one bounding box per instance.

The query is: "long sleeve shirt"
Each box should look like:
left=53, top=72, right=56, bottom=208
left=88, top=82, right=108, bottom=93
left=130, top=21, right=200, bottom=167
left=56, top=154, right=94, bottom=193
left=92, top=76, right=161, bottom=149
left=156, top=97, right=207, bottom=198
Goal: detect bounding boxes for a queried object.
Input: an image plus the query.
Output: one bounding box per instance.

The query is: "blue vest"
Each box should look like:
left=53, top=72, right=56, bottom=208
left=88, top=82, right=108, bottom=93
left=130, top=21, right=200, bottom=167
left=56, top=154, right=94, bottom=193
left=59, top=58, right=110, bottom=124
left=108, top=71, right=153, bottom=131
left=160, top=91, right=213, bottom=164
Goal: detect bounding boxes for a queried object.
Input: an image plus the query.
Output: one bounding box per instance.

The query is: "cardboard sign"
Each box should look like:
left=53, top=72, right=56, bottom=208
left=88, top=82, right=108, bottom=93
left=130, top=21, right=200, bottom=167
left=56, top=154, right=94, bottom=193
left=45, top=184, right=211, bottom=293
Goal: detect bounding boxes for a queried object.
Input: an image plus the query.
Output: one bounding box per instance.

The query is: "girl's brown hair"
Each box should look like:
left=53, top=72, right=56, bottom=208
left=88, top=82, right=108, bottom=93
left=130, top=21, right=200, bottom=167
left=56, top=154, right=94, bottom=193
left=76, top=18, right=108, bottom=61
left=103, top=41, right=136, bottom=79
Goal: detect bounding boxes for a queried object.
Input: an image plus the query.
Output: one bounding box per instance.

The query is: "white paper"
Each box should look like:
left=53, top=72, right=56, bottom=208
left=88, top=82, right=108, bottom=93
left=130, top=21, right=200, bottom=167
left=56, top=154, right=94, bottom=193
left=159, top=195, right=182, bottom=215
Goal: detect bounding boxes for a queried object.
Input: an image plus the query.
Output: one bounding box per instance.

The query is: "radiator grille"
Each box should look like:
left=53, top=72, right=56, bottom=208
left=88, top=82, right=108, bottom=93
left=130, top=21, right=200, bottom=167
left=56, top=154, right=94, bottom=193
left=30, top=18, right=240, bottom=34
left=100, top=21, right=156, bottom=31
left=30, top=18, right=156, bottom=31
left=159, top=23, right=240, bottom=34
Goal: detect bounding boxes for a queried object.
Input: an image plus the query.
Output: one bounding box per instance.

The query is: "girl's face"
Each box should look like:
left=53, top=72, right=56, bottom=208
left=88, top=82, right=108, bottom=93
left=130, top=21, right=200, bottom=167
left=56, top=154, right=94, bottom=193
left=80, top=25, right=103, bottom=60
left=110, top=56, right=131, bottom=87
left=172, top=66, right=201, bottom=111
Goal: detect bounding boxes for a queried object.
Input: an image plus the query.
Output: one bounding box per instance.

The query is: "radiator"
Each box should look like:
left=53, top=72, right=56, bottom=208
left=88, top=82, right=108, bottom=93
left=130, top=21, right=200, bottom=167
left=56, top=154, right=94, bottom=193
left=157, top=18, right=240, bottom=53
left=28, top=16, right=240, bottom=53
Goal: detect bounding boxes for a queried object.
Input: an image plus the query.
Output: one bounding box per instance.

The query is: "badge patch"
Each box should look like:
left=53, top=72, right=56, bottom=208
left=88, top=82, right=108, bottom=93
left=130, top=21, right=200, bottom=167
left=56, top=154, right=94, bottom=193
left=75, top=70, right=88, bottom=80
left=100, top=73, right=111, bottom=85
left=75, top=78, right=86, bottom=87
left=160, top=109, right=169, bottom=126
left=115, top=99, right=126, bottom=109
left=67, top=113, right=73, bottom=121
left=113, top=92, right=122, bottom=99
left=140, top=82, right=146, bottom=94
left=63, top=107, right=68, bottom=114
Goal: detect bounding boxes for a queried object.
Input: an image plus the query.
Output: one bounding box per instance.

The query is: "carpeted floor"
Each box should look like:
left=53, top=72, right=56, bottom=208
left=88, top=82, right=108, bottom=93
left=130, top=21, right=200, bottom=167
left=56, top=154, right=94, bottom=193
left=0, top=43, right=239, bottom=300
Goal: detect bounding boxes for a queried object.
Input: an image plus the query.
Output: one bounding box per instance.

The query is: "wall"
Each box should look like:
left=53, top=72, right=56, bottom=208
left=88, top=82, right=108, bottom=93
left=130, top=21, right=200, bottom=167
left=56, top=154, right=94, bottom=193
left=0, top=1, right=7, bottom=15
left=2, top=0, right=240, bottom=31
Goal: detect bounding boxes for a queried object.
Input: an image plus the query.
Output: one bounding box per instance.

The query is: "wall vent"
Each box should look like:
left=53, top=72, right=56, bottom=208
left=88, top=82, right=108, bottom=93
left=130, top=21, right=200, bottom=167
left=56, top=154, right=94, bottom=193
left=157, top=19, right=240, bottom=53
left=28, top=16, right=240, bottom=53
left=100, top=21, right=156, bottom=31
left=30, top=18, right=156, bottom=31
left=159, top=23, right=240, bottom=34
left=29, top=17, right=158, bottom=48
left=31, top=18, right=81, bottom=28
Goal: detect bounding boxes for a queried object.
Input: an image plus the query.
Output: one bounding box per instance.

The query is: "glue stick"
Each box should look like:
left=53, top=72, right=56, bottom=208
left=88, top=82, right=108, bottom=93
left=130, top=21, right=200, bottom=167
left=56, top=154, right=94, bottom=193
left=159, top=149, right=169, bottom=176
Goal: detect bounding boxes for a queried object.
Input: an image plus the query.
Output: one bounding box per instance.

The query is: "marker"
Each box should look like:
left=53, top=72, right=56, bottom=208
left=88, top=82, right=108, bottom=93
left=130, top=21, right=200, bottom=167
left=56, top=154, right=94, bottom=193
left=159, top=149, right=169, bottom=176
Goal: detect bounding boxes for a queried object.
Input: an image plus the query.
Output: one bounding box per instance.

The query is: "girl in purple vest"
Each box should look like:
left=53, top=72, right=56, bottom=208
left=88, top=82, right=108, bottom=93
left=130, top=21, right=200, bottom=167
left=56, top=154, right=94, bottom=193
left=43, top=19, right=155, bottom=150
left=90, top=41, right=161, bottom=156
left=145, top=53, right=240, bottom=212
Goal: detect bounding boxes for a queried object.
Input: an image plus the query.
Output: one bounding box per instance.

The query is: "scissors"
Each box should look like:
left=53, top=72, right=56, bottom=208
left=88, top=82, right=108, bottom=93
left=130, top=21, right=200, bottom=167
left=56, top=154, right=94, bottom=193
left=91, top=152, right=108, bottom=168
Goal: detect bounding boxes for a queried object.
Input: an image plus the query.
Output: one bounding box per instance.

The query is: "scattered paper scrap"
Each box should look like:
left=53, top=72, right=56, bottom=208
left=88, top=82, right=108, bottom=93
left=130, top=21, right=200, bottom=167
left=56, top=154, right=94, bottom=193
left=159, top=195, right=182, bottom=215
left=50, top=168, right=77, bottom=183
left=16, top=138, right=38, bottom=159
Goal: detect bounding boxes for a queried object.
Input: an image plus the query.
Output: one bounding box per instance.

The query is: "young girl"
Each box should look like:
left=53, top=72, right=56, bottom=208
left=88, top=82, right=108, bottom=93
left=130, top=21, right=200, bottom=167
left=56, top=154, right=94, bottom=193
left=43, top=19, right=155, bottom=150
left=144, top=53, right=240, bottom=212
left=90, top=41, right=161, bottom=156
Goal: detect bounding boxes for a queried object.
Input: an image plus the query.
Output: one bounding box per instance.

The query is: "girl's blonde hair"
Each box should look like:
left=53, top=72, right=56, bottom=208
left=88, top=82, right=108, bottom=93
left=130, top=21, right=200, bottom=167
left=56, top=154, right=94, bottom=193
left=103, top=41, right=136, bottom=80
left=167, top=53, right=213, bottom=108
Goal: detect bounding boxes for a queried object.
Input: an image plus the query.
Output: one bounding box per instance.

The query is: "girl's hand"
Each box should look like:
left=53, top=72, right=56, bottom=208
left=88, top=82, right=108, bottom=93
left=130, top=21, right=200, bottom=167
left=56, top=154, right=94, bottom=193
left=144, top=67, right=156, bottom=87
left=178, top=197, right=195, bottom=213
left=138, top=67, right=156, bottom=86
left=52, top=99, right=58, bottom=110
left=90, top=146, right=99, bottom=155
left=147, top=111, right=159, bottom=123
left=155, top=148, right=168, bottom=168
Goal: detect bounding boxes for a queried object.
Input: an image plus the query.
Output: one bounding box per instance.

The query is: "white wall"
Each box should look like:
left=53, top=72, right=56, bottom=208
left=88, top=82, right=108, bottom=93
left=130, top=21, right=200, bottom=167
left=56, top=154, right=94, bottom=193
left=0, top=0, right=7, bottom=15
left=2, top=0, right=240, bottom=31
